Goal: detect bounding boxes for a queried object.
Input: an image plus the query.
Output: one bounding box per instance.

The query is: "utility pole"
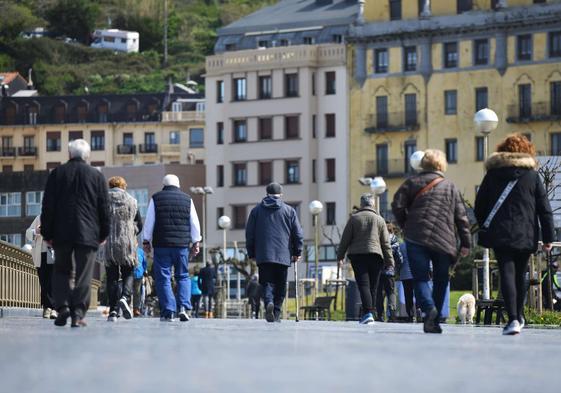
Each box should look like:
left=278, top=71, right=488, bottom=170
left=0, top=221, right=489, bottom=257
left=163, top=0, right=168, bottom=67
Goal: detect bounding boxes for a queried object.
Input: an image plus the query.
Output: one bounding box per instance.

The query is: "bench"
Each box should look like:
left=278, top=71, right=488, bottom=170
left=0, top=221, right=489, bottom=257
left=475, top=299, right=506, bottom=325
left=300, top=296, right=335, bottom=320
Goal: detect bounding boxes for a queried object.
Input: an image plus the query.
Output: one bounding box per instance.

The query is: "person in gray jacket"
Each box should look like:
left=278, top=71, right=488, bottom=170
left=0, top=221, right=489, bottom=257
left=337, top=194, right=394, bottom=325
left=245, top=183, right=303, bottom=323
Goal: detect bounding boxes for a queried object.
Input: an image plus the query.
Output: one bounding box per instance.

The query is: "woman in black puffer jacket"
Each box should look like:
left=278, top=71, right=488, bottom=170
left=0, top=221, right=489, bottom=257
left=475, top=134, right=554, bottom=336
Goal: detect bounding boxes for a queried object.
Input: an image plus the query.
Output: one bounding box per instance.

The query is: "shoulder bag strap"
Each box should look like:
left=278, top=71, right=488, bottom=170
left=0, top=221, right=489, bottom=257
left=414, top=177, right=445, bottom=201
left=482, top=180, right=519, bottom=229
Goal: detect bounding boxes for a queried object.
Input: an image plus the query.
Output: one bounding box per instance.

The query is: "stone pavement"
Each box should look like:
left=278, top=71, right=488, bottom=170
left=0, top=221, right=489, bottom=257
left=0, top=315, right=559, bottom=393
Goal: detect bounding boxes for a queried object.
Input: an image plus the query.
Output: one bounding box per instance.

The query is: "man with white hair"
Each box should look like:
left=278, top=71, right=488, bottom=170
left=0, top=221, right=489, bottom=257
left=41, top=139, right=110, bottom=327
left=143, top=174, right=201, bottom=322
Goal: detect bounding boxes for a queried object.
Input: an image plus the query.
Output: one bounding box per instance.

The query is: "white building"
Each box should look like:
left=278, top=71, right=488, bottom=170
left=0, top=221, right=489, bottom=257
left=205, top=0, right=361, bottom=263
left=91, top=29, right=139, bottom=53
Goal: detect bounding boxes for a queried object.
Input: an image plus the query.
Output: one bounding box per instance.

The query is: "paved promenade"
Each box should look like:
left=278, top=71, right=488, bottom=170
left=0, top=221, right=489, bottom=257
left=0, top=315, right=559, bottom=393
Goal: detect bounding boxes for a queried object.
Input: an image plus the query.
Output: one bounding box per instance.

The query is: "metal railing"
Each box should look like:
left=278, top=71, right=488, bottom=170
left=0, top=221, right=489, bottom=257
left=0, top=147, right=16, bottom=157
left=365, top=158, right=415, bottom=178
left=365, top=111, right=420, bottom=133
left=18, top=146, right=38, bottom=156
left=161, top=111, right=205, bottom=122
left=0, top=240, right=40, bottom=308
left=139, top=144, right=158, bottom=154
left=116, top=144, right=136, bottom=155
left=506, top=102, right=561, bottom=123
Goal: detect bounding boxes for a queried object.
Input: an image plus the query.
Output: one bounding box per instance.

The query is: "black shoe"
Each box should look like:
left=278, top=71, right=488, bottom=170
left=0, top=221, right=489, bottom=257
left=54, top=307, right=71, bottom=327
left=71, top=315, right=87, bottom=328
left=274, top=310, right=281, bottom=323
left=178, top=307, right=190, bottom=322
left=265, top=303, right=275, bottom=323
left=423, top=308, right=442, bottom=334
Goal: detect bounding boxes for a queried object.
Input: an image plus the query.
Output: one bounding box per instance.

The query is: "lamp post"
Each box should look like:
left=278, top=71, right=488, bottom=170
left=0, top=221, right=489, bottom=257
left=370, top=176, right=387, bottom=213
left=410, top=150, right=425, bottom=172
left=218, top=215, right=231, bottom=302
left=308, top=200, right=323, bottom=299
left=190, top=186, right=214, bottom=267
left=474, top=108, right=499, bottom=301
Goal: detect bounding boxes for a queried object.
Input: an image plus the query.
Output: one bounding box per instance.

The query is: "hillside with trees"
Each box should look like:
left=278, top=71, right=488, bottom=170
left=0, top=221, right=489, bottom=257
left=0, top=0, right=275, bottom=95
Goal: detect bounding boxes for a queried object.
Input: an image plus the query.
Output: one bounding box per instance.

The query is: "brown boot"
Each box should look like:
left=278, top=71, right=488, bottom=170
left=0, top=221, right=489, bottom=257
left=208, top=312, right=214, bottom=319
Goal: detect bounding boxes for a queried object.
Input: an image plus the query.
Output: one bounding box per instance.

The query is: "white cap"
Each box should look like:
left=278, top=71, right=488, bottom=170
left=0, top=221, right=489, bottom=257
left=163, top=174, right=180, bottom=188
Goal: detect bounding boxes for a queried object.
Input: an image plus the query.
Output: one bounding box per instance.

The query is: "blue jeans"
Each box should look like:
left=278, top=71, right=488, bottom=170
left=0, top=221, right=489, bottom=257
left=406, top=242, right=453, bottom=317
left=153, top=247, right=191, bottom=317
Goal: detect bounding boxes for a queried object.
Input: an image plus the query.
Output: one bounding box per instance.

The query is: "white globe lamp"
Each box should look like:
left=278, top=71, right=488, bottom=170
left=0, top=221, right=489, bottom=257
left=308, top=200, right=323, bottom=215
left=474, top=108, right=499, bottom=135
left=410, top=150, right=425, bottom=172
left=370, top=176, right=387, bottom=196
left=218, top=215, right=231, bottom=230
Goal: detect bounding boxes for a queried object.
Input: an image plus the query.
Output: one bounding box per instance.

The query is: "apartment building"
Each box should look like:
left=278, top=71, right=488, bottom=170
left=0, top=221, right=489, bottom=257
left=348, top=0, right=561, bottom=217
left=205, top=0, right=360, bottom=256
left=0, top=91, right=206, bottom=172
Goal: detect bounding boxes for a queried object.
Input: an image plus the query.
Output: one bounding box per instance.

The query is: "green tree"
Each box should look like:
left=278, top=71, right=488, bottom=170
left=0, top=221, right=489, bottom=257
left=113, top=12, right=163, bottom=52
left=0, top=2, right=43, bottom=40
left=45, top=0, right=100, bottom=43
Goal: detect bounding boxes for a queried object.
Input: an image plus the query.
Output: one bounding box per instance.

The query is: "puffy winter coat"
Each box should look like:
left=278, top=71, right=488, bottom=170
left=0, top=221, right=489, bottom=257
left=474, top=152, right=554, bottom=252
left=391, top=171, right=471, bottom=258
left=105, top=187, right=138, bottom=267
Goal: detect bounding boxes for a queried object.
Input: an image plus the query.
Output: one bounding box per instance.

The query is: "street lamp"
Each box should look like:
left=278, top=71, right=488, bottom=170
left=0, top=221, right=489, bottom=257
left=218, top=215, right=231, bottom=302
left=474, top=108, right=499, bottom=301
left=370, top=176, right=387, bottom=213
left=309, top=200, right=323, bottom=299
left=410, top=150, right=425, bottom=172
left=190, top=186, right=214, bottom=268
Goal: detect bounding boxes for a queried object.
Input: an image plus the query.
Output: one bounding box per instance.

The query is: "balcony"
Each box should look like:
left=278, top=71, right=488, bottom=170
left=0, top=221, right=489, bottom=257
left=364, top=112, right=420, bottom=134
left=139, top=144, right=158, bottom=154
left=160, top=144, right=180, bottom=156
left=162, top=111, right=205, bottom=122
left=506, top=103, right=561, bottom=123
left=116, top=144, right=136, bottom=155
left=0, top=147, right=16, bottom=158
left=18, top=147, right=37, bottom=157
left=365, top=159, right=415, bottom=179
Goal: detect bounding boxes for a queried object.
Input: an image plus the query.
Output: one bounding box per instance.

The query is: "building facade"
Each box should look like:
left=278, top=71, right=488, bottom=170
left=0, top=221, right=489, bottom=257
left=205, top=0, right=361, bottom=255
left=348, top=0, right=561, bottom=216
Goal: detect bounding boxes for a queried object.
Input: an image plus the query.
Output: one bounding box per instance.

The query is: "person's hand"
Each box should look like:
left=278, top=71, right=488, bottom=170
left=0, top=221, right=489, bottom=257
left=543, top=243, right=553, bottom=252
left=192, top=242, right=200, bottom=256
left=338, top=259, right=344, bottom=268
left=291, top=256, right=301, bottom=263
left=459, top=247, right=470, bottom=258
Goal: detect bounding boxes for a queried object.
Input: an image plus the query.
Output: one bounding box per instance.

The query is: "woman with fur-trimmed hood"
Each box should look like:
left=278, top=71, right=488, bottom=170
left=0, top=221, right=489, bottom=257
left=475, top=134, right=554, bottom=336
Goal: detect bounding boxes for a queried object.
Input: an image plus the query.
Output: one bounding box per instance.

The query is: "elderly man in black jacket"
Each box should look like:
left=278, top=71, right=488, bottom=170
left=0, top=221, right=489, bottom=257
left=245, top=183, right=303, bottom=323
left=41, top=139, right=110, bottom=327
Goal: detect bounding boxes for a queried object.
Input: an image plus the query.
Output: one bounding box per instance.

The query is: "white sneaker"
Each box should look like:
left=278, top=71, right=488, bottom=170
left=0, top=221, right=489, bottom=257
left=519, top=317, right=525, bottom=329
left=119, top=297, right=133, bottom=320
left=42, top=308, right=51, bottom=319
left=49, top=309, right=58, bottom=319
left=502, top=320, right=521, bottom=335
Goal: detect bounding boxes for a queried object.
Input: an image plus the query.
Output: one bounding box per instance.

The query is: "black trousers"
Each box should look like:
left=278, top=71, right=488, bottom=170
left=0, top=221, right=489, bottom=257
left=350, top=254, right=383, bottom=314
left=376, top=274, right=396, bottom=319
left=52, top=244, right=97, bottom=319
left=494, top=249, right=531, bottom=323
left=401, top=279, right=415, bottom=319
left=106, top=264, right=134, bottom=313
left=259, top=263, right=288, bottom=315
left=191, top=294, right=201, bottom=317
left=249, top=296, right=260, bottom=318
left=37, top=253, right=54, bottom=309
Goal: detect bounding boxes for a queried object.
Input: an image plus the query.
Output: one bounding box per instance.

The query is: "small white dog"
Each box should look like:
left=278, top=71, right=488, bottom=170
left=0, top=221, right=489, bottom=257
left=457, top=293, right=476, bottom=324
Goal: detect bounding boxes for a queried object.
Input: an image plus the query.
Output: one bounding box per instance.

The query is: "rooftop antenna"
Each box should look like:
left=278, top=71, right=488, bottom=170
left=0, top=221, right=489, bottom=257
left=27, top=68, right=34, bottom=89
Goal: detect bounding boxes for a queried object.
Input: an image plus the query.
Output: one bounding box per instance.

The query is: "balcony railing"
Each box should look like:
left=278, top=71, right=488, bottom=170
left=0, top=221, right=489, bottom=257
left=364, top=111, right=420, bottom=133
left=162, top=111, right=205, bottom=122
left=160, top=144, right=181, bottom=155
left=117, top=144, right=136, bottom=155
left=139, top=144, right=158, bottom=154
left=506, top=102, right=561, bottom=123
left=0, top=147, right=16, bottom=157
left=365, top=158, right=415, bottom=178
left=18, top=147, right=37, bottom=157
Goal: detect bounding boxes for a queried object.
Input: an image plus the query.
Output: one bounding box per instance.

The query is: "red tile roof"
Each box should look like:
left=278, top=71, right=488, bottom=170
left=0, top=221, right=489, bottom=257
left=0, top=72, right=26, bottom=85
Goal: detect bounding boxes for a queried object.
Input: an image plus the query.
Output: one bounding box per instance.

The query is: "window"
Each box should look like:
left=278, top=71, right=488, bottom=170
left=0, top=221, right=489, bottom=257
left=325, top=114, right=336, bottom=138
left=303, top=37, right=315, bottom=45
left=444, top=90, right=457, bottom=115
left=46, top=132, right=61, bottom=152
left=474, top=39, right=489, bottom=65
left=217, top=165, right=224, bottom=187
left=279, top=39, right=289, bottom=47
left=69, top=131, right=83, bottom=141
left=217, top=122, right=224, bottom=144
left=325, top=72, right=336, bottom=95
left=217, top=80, right=224, bottom=103
left=376, top=96, right=388, bottom=128
left=376, top=144, right=389, bottom=175
left=91, top=130, right=105, bottom=151
left=144, top=132, right=155, bottom=146
left=166, top=131, right=179, bottom=145
left=475, top=136, right=485, bottom=162
left=405, top=94, right=417, bottom=126
left=258, top=40, right=269, bottom=48
left=216, top=207, right=224, bottom=229
left=233, top=163, right=247, bottom=186
left=457, top=0, right=473, bottom=13
left=233, top=78, right=247, bottom=101
left=1, top=136, right=13, bottom=156
left=403, top=46, right=417, bottom=72
left=225, top=43, right=236, bottom=51
left=98, top=103, right=108, bottom=122
left=28, top=106, right=38, bottom=125
left=76, top=104, right=88, bottom=122
left=326, top=158, right=336, bottom=182
left=326, top=202, right=336, bottom=226
left=0, top=234, right=22, bottom=247
left=286, top=160, right=300, bottom=184
left=259, top=162, right=273, bottom=185
left=551, top=81, right=561, bottom=116
left=189, top=128, right=204, bottom=148
left=259, top=118, right=273, bottom=140
left=123, top=133, right=133, bottom=146
left=0, top=193, right=21, bottom=217
left=25, top=191, right=43, bottom=217
left=126, top=101, right=138, bottom=121
left=375, top=49, right=389, bottom=73
left=445, top=139, right=458, bottom=163
left=332, top=35, right=343, bottom=44
left=444, top=42, right=458, bottom=68
left=404, top=141, right=417, bottom=172
left=517, top=34, right=532, bottom=61
left=233, top=205, right=247, bottom=229
left=233, top=120, right=247, bottom=143
left=128, top=189, right=149, bottom=217
left=312, top=159, right=316, bottom=183
left=312, top=115, right=317, bottom=138
left=475, top=87, right=488, bottom=111
left=519, top=84, right=532, bottom=118
left=21, top=136, right=35, bottom=156
left=259, top=76, right=272, bottom=99
left=551, top=133, right=561, bottom=155
left=390, top=0, right=402, bottom=20
left=4, top=104, right=16, bottom=125
left=285, top=73, right=299, bottom=97
left=285, top=116, right=299, bottom=139
left=312, top=72, right=316, bottom=96
left=54, top=104, right=65, bottom=123
left=549, top=31, right=561, bottom=58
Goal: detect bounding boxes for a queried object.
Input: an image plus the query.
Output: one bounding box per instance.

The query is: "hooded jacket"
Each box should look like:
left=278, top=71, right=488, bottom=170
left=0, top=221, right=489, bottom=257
left=474, top=152, right=554, bottom=252
left=245, top=196, right=303, bottom=266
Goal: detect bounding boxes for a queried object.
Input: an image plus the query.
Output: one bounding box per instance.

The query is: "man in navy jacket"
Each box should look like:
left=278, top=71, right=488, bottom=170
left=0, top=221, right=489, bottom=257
left=245, top=183, right=303, bottom=322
